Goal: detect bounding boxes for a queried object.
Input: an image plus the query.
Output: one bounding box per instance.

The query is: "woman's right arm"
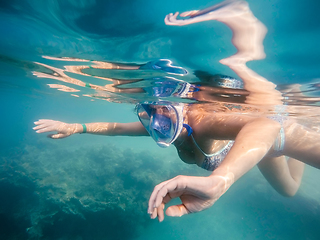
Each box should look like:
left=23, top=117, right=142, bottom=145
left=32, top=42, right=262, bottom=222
left=148, top=117, right=281, bottom=222
left=33, top=119, right=149, bottom=139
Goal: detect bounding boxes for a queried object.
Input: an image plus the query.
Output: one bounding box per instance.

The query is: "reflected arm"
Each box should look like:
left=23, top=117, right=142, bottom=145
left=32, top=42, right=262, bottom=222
left=165, top=0, right=282, bottom=105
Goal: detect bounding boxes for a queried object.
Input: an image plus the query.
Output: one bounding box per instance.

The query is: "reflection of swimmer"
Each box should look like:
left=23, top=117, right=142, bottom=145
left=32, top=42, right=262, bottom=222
left=191, top=72, right=249, bottom=103
left=165, top=0, right=281, bottom=105
left=104, top=74, right=249, bottom=104
left=32, top=58, right=188, bottom=99
left=139, top=59, right=188, bottom=76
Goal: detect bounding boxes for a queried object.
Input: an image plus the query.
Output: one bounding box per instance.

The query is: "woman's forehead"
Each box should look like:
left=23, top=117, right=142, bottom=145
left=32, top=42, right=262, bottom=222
left=149, top=104, right=170, bottom=110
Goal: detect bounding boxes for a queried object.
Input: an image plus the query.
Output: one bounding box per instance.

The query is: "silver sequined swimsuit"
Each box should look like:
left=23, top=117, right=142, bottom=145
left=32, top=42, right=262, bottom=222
left=190, top=134, right=234, bottom=171
left=191, top=115, right=286, bottom=171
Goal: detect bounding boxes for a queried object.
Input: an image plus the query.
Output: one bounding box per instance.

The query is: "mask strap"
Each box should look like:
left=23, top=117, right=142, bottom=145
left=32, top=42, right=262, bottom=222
left=183, top=124, right=193, bottom=136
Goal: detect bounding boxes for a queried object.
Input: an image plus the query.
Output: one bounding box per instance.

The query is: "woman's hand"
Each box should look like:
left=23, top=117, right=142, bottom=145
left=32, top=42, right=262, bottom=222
left=147, top=174, right=233, bottom=222
left=164, top=1, right=248, bottom=26
left=164, top=12, right=202, bottom=26
left=33, top=119, right=81, bottom=139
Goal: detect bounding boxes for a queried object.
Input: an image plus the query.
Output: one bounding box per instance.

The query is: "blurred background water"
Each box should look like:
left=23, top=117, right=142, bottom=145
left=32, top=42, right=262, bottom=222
left=1, top=0, right=320, bottom=239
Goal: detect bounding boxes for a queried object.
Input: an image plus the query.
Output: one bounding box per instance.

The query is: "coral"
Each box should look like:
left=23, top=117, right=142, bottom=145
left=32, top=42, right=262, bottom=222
left=0, top=142, right=201, bottom=239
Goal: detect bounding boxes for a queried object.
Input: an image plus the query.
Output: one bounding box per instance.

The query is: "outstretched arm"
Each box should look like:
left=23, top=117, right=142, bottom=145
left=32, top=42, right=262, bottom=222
left=33, top=119, right=148, bottom=139
left=148, top=117, right=281, bottom=221
left=165, top=0, right=248, bottom=26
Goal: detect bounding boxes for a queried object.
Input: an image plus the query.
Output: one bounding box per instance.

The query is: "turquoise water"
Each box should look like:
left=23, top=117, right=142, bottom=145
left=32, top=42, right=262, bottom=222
left=1, top=0, right=320, bottom=239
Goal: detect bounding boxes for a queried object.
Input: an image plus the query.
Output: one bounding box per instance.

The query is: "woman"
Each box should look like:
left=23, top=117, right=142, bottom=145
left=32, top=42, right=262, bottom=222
left=34, top=0, right=314, bottom=222
left=34, top=95, right=311, bottom=222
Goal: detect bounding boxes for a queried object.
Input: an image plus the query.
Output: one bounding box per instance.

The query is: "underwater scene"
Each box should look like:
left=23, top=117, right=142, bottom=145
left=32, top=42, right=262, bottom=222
left=1, top=0, right=320, bottom=239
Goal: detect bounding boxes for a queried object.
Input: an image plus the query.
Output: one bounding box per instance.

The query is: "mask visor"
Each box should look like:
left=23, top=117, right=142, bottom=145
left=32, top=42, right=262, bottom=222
left=136, top=103, right=181, bottom=147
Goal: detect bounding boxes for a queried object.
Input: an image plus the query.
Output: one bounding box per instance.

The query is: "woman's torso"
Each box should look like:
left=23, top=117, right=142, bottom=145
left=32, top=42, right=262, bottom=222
left=173, top=106, right=250, bottom=166
left=173, top=106, right=290, bottom=167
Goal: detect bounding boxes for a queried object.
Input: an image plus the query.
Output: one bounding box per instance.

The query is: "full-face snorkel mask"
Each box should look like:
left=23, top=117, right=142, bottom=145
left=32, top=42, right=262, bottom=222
left=136, top=102, right=184, bottom=148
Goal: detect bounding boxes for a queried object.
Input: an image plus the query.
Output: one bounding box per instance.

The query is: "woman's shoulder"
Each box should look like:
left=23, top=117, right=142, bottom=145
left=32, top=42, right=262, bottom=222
left=187, top=108, right=259, bottom=139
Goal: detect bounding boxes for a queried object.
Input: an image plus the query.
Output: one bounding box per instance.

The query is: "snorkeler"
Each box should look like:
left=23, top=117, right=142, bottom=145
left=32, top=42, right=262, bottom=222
left=33, top=0, right=315, bottom=223
left=34, top=96, right=310, bottom=219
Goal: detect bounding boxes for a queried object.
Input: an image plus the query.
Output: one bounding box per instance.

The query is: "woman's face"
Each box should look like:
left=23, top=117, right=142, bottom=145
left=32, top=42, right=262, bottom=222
left=152, top=105, right=177, bottom=124
left=136, top=103, right=183, bottom=148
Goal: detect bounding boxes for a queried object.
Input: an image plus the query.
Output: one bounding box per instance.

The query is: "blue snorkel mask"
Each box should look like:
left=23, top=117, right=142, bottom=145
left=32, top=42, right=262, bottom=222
left=136, top=102, right=184, bottom=148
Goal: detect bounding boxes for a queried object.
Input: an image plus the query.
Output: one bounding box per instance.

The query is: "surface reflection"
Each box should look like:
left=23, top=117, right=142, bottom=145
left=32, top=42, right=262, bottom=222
left=26, top=1, right=320, bottom=120
left=165, top=0, right=281, bottom=105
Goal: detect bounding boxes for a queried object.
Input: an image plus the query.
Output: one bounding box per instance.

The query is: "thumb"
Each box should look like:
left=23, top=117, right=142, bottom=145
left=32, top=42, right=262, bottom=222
left=48, top=133, right=67, bottom=139
left=166, top=204, right=189, bottom=217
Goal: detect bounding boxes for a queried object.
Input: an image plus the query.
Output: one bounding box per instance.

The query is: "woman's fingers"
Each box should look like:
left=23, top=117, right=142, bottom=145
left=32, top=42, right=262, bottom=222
left=148, top=179, right=172, bottom=214
left=33, top=120, right=54, bottom=129
left=34, top=125, right=58, bottom=133
left=148, top=175, right=189, bottom=218
left=33, top=120, right=66, bottom=134
left=164, top=12, right=180, bottom=25
left=164, top=13, right=173, bottom=25
left=148, top=175, right=182, bottom=213
left=36, top=119, right=54, bottom=122
left=150, top=191, right=180, bottom=222
left=33, top=124, right=54, bottom=131
left=34, top=120, right=59, bottom=130
left=150, top=189, right=190, bottom=221
left=148, top=178, right=178, bottom=220
left=157, top=203, right=165, bottom=222
left=150, top=208, right=158, bottom=219
left=154, top=176, right=188, bottom=208
left=33, top=125, right=45, bottom=131
left=33, top=120, right=73, bottom=139
left=165, top=11, right=205, bottom=26
left=149, top=204, right=165, bottom=222
left=34, top=119, right=56, bottom=125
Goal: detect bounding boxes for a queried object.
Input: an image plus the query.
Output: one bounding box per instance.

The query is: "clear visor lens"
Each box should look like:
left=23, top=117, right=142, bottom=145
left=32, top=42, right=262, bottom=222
left=137, top=104, right=179, bottom=147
